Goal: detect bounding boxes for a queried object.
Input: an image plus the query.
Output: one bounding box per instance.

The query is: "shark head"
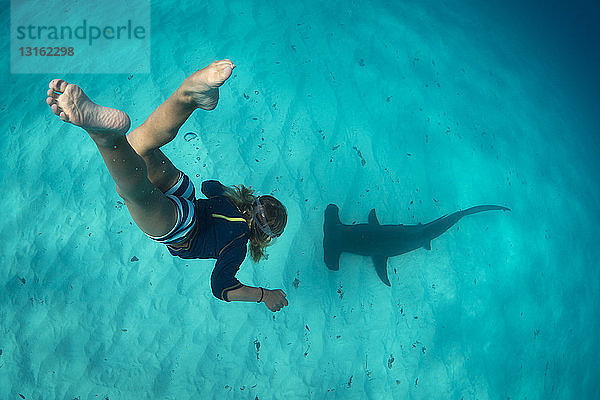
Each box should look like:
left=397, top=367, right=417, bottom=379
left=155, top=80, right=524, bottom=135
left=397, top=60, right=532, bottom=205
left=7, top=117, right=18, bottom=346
left=323, top=204, right=342, bottom=270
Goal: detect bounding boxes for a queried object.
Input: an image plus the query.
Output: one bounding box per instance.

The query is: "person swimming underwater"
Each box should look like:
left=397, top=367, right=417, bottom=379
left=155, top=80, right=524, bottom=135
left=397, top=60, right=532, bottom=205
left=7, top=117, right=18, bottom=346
left=45, top=59, right=289, bottom=312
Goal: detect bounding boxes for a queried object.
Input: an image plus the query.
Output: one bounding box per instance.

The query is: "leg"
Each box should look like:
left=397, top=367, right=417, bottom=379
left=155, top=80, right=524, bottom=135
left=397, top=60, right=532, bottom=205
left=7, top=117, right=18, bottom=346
left=46, top=79, right=177, bottom=237
left=126, top=59, right=235, bottom=191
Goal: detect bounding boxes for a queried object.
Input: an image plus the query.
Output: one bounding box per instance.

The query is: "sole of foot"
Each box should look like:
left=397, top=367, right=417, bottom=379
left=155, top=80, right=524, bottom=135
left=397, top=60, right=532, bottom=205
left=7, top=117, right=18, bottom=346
left=46, top=79, right=131, bottom=141
left=179, top=59, right=235, bottom=110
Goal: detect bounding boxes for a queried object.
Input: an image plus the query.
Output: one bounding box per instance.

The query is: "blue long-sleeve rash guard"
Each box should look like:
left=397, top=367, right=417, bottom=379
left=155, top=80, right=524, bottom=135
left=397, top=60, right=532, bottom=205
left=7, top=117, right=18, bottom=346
left=167, top=180, right=250, bottom=302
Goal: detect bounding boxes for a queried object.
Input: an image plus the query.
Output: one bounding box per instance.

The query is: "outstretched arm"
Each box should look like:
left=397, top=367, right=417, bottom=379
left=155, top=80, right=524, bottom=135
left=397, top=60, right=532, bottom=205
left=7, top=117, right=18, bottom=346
left=211, top=231, right=288, bottom=312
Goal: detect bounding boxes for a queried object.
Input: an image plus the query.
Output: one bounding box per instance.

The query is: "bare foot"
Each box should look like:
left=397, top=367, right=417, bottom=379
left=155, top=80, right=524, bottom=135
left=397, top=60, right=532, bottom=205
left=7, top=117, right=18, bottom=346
left=178, top=59, right=235, bottom=110
left=46, top=79, right=131, bottom=140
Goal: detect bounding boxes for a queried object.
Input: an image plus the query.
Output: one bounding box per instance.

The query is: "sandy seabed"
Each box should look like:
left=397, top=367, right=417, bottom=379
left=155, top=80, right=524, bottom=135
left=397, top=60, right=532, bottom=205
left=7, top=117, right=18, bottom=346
left=1, top=0, right=599, bottom=399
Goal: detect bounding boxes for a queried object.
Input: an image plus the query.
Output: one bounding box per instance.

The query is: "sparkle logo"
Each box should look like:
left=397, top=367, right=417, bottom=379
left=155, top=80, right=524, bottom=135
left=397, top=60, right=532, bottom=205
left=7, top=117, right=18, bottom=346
left=11, top=0, right=151, bottom=74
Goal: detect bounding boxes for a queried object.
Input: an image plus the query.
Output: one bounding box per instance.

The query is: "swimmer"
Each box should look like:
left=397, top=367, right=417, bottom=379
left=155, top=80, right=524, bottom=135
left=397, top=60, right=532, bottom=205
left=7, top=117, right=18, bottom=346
left=46, top=59, right=289, bottom=312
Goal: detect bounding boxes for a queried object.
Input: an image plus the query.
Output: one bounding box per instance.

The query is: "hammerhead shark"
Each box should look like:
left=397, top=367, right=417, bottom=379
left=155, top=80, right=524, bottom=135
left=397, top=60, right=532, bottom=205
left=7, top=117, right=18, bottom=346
left=323, top=203, right=510, bottom=286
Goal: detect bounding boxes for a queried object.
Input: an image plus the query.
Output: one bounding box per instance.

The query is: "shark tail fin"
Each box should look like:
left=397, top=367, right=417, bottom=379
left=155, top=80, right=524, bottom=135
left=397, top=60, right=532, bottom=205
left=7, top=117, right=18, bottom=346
left=445, top=204, right=511, bottom=232
left=323, top=204, right=342, bottom=271
left=461, top=205, right=511, bottom=216
left=424, top=204, right=510, bottom=247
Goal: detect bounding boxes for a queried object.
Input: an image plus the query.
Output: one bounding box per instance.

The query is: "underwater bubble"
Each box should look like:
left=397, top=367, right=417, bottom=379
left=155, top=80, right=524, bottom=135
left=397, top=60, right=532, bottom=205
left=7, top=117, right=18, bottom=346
left=184, top=132, right=197, bottom=142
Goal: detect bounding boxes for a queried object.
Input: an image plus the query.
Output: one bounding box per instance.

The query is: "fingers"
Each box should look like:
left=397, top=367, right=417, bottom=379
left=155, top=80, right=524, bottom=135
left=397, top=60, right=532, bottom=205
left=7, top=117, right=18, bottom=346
left=266, top=298, right=288, bottom=312
left=275, top=295, right=288, bottom=311
left=262, top=288, right=288, bottom=312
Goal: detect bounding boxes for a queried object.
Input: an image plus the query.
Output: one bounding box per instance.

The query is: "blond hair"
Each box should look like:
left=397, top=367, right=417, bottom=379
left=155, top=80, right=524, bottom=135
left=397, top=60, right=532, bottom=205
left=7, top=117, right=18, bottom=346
left=222, top=184, right=287, bottom=262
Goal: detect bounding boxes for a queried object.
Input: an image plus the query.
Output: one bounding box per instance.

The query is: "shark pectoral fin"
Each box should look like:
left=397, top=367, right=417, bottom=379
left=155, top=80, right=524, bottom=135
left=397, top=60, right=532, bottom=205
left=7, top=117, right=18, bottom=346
left=373, top=256, right=391, bottom=286
left=368, top=209, right=380, bottom=225
left=423, top=241, right=431, bottom=250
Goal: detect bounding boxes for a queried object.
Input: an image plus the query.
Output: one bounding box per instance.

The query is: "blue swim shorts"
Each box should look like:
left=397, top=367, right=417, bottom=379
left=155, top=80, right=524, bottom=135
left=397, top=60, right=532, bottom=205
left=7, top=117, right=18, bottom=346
left=147, top=171, right=196, bottom=246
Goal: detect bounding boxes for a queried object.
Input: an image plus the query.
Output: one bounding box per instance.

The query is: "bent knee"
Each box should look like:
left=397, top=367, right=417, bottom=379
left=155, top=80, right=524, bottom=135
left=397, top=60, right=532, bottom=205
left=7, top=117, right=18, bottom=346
left=115, top=183, right=143, bottom=203
left=115, top=183, right=152, bottom=203
left=116, top=184, right=124, bottom=198
left=115, top=184, right=128, bottom=200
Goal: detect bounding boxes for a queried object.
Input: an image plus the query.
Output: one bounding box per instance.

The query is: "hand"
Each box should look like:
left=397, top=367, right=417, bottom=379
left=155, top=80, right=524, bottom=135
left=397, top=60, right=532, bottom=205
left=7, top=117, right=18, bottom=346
left=262, top=288, right=288, bottom=312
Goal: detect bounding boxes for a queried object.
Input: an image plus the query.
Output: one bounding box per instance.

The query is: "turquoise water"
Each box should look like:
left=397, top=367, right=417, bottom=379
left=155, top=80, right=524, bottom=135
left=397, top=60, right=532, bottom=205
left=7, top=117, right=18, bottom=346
left=2, top=0, right=599, bottom=399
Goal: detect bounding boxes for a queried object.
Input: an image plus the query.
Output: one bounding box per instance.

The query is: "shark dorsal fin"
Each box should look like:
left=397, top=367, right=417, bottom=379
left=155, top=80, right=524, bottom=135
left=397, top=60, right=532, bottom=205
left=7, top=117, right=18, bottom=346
left=368, top=209, right=380, bottom=225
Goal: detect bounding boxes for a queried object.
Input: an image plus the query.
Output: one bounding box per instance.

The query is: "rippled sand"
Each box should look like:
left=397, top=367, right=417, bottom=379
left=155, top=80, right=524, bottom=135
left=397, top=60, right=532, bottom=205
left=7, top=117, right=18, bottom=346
left=1, top=0, right=599, bottom=399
